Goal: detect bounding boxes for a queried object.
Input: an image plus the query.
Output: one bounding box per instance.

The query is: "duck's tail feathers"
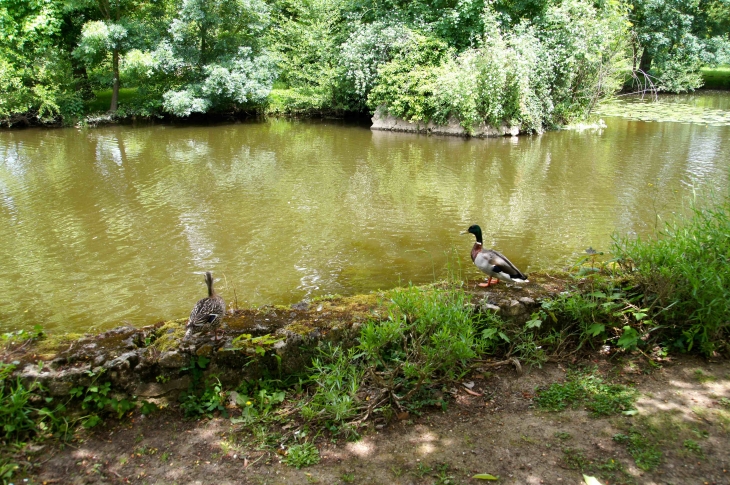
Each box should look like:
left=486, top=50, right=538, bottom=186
left=497, top=271, right=529, bottom=284
left=184, top=322, right=196, bottom=341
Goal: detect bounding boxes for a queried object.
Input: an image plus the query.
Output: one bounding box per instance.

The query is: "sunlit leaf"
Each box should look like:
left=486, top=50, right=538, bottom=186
left=473, top=473, right=499, bottom=480
left=583, top=475, right=604, bottom=485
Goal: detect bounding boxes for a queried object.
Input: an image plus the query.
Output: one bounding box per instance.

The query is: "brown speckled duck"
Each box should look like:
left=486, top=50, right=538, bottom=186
left=184, top=272, right=226, bottom=341
left=463, top=224, right=528, bottom=287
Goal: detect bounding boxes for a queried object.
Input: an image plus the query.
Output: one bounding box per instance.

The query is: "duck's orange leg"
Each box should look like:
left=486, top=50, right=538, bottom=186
left=478, top=277, right=494, bottom=287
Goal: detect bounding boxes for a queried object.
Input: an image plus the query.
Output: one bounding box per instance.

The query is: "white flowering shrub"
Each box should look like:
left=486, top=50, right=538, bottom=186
left=536, top=0, right=627, bottom=122
left=149, top=0, right=276, bottom=116
left=339, top=21, right=413, bottom=99
left=162, top=89, right=211, bottom=117
left=160, top=49, right=276, bottom=117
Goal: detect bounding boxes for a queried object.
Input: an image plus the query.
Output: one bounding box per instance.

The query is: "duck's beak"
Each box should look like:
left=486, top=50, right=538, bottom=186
left=460, top=230, right=469, bottom=235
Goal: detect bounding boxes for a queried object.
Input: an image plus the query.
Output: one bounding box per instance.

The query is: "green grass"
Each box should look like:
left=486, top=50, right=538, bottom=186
left=614, top=196, right=730, bottom=355
left=701, top=65, right=730, bottom=89
left=535, top=367, right=637, bottom=416
left=613, top=431, right=662, bottom=471
left=86, top=88, right=142, bottom=113
left=283, top=442, right=320, bottom=468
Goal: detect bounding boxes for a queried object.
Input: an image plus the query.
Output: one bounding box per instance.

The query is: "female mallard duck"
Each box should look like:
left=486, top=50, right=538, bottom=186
left=184, top=271, right=226, bottom=341
left=463, top=224, right=529, bottom=287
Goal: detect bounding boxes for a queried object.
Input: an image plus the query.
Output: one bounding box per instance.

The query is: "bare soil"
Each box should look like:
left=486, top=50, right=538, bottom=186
left=24, top=354, right=730, bottom=485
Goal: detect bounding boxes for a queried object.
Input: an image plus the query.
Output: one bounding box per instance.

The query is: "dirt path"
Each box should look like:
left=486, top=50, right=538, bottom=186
left=30, top=355, right=730, bottom=485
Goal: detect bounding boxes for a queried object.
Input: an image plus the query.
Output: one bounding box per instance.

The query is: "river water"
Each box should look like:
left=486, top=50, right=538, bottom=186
left=1, top=93, right=729, bottom=333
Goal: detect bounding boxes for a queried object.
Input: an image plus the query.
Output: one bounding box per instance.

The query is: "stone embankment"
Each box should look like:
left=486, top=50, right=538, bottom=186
left=10, top=277, right=566, bottom=402
left=370, top=107, right=522, bottom=137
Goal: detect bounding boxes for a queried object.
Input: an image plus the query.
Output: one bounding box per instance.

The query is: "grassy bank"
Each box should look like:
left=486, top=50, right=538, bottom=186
left=701, top=65, right=730, bottom=89
left=2, top=196, right=730, bottom=482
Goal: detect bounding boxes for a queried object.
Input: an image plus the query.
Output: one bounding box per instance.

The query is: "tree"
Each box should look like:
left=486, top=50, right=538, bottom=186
left=0, top=0, right=85, bottom=124
left=630, top=0, right=730, bottom=92
left=72, top=0, right=151, bottom=112
left=150, top=0, right=277, bottom=116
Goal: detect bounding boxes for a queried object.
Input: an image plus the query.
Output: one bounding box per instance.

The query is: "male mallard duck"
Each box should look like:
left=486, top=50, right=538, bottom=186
left=184, top=271, right=226, bottom=341
left=462, top=224, right=528, bottom=287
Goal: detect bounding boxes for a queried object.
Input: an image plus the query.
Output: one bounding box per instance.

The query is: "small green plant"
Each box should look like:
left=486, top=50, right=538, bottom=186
left=554, top=431, right=572, bottom=440
left=683, top=439, right=703, bottom=457
left=179, top=356, right=227, bottom=418
left=69, top=369, right=135, bottom=427
left=535, top=367, right=637, bottom=416
left=415, top=461, right=433, bottom=477
left=693, top=369, right=716, bottom=383
left=180, top=375, right=226, bottom=418
left=561, top=448, right=591, bottom=471
left=231, top=379, right=286, bottom=424
left=719, top=397, right=730, bottom=409
left=227, top=333, right=283, bottom=356
left=434, top=463, right=459, bottom=484
left=301, top=345, right=363, bottom=424
left=283, top=442, right=320, bottom=468
left=613, top=430, right=662, bottom=471
left=340, top=472, right=355, bottom=483
left=140, top=400, right=158, bottom=415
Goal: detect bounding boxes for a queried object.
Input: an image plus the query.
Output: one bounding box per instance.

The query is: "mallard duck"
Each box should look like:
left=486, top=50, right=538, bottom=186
left=184, top=271, right=226, bottom=341
left=462, top=224, right=528, bottom=287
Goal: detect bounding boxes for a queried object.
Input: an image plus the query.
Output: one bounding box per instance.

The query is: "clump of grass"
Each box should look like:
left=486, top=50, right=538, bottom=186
left=283, top=442, right=320, bottom=468
left=614, top=196, right=730, bottom=356
left=683, top=439, right=703, bottom=457
left=693, top=369, right=716, bottom=383
left=613, top=430, right=662, bottom=471
left=535, top=367, right=637, bottom=416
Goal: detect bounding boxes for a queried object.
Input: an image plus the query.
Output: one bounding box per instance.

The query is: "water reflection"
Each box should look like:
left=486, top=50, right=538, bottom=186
left=0, top=99, right=729, bottom=332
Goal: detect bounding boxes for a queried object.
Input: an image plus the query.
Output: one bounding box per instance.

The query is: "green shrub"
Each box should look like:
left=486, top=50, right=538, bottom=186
left=366, top=34, right=450, bottom=122
left=367, top=0, right=627, bottom=132
left=302, top=345, right=363, bottom=424
left=359, top=286, right=479, bottom=406
left=614, top=197, right=730, bottom=355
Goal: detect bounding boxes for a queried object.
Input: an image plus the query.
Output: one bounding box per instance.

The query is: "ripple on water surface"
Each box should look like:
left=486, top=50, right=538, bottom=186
left=0, top=99, right=729, bottom=333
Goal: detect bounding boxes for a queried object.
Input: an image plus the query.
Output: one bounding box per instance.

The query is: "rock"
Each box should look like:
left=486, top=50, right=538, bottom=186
left=106, top=351, right=141, bottom=372
left=291, top=301, right=309, bottom=311
left=480, top=303, right=501, bottom=313
left=157, top=351, right=187, bottom=369
left=196, top=344, right=214, bottom=357
left=371, top=107, right=521, bottom=138
left=135, top=376, right=191, bottom=398
left=497, top=299, right=525, bottom=318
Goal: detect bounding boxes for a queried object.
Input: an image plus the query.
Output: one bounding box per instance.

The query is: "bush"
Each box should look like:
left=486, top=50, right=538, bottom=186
left=366, top=34, right=450, bottom=122
left=367, top=0, right=627, bottom=132
left=358, top=286, right=480, bottom=404
left=615, top=196, right=730, bottom=355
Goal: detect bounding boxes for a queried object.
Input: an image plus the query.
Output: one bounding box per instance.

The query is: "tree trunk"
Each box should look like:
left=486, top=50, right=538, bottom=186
left=110, top=48, right=120, bottom=112
left=639, top=48, right=652, bottom=73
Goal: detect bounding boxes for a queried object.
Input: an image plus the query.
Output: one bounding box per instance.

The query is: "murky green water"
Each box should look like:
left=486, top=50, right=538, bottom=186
left=1, top=93, right=729, bottom=333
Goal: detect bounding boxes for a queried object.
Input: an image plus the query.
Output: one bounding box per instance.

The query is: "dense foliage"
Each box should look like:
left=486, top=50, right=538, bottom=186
left=1, top=0, right=728, bottom=126
left=614, top=196, right=730, bottom=355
